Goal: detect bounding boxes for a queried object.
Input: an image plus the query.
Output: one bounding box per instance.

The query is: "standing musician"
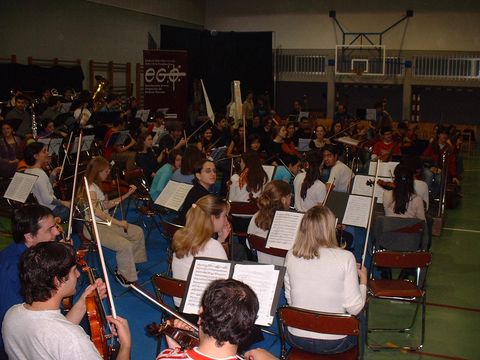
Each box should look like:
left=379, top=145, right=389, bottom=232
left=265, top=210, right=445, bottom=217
left=2, top=241, right=131, bottom=360
left=157, top=279, right=277, bottom=360
left=24, top=142, right=71, bottom=221
left=78, top=156, right=147, bottom=286
left=322, top=144, right=353, bottom=193
left=372, top=126, right=401, bottom=162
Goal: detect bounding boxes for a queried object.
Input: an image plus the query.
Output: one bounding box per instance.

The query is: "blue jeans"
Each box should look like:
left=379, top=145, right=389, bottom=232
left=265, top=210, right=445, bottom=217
left=285, top=330, right=357, bottom=355
left=422, top=167, right=441, bottom=199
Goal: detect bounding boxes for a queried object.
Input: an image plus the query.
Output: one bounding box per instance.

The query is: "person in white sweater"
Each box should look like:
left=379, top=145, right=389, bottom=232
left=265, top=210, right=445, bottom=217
left=247, top=180, right=292, bottom=266
left=228, top=152, right=268, bottom=202
left=172, top=194, right=230, bottom=306
left=24, top=142, right=70, bottom=221
left=293, top=151, right=326, bottom=212
left=284, top=205, right=367, bottom=355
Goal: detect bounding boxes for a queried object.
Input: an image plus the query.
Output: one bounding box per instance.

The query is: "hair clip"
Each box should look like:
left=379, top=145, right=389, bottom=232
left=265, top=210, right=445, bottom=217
left=192, top=203, right=197, bottom=208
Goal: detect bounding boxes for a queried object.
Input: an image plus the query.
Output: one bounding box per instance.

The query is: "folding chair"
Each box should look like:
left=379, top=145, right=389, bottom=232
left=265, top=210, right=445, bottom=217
left=367, top=250, right=432, bottom=350
left=151, top=274, right=187, bottom=353
left=277, top=306, right=360, bottom=360
left=228, top=201, right=258, bottom=238
left=247, top=234, right=288, bottom=258
left=161, top=221, right=184, bottom=275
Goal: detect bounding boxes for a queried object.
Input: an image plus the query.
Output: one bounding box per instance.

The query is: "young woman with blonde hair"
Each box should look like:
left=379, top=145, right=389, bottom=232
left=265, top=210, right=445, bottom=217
left=247, top=180, right=291, bottom=266
left=284, top=205, right=367, bottom=354
left=78, top=156, right=147, bottom=286
left=172, top=194, right=230, bottom=305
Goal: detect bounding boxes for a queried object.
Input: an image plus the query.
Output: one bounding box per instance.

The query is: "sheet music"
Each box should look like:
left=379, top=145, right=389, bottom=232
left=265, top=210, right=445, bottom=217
left=342, top=195, right=372, bottom=228
left=182, top=259, right=232, bottom=314
left=49, top=138, right=63, bottom=156
left=59, top=102, right=72, bottom=114
left=210, top=146, right=226, bottom=162
left=135, top=109, right=150, bottom=122
left=262, top=165, right=275, bottom=182
left=37, top=138, right=52, bottom=154
left=114, top=131, right=130, bottom=145
left=232, top=264, right=278, bottom=326
left=297, top=138, right=311, bottom=152
left=368, top=161, right=399, bottom=178
left=336, top=136, right=360, bottom=147
left=352, top=175, right=389, bottom=204
left=81, top=135, right=95, bottom=152
left=154, top=181, right=193, bottom=211
left=366, top=108, right=376, bottom=121
left=298, top=111, right=309, bottom=120
left=266, top=211, right=304, bottom=250
left=4, top=172, right=38, bottom=203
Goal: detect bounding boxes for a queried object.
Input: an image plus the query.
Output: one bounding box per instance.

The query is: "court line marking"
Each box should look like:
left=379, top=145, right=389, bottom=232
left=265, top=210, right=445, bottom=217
left=425, top=301, right=480, bottom=313
left=372, top=342, right=469, bottom=360
left=442, top=227, right=480, bottom=234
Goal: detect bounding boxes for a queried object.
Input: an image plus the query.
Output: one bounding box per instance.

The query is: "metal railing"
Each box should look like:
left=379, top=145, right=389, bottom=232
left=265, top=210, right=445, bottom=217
left=413, top=54, right=480, bottom=80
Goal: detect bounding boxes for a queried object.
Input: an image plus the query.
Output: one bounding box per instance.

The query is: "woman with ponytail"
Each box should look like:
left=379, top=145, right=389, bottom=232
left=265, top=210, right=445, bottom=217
left=383, top=165, right=425, bottom=220
left=247, top=180, right=292, bottom=265
left=293, top=151, right=326, bottom=212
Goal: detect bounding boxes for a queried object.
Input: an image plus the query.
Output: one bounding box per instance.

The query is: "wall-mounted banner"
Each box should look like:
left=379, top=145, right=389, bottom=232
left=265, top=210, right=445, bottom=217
left=143, top=50, right=187, bottom=123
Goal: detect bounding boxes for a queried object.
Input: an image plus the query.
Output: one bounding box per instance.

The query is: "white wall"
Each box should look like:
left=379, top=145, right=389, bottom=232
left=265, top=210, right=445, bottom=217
left=205, top=0, right=480, bottom=51
left=0, top=0, right=203, bottom=67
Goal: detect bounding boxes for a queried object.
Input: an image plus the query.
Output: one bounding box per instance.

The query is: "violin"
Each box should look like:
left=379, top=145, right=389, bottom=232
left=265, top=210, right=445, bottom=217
left=77, top=249, right=118, bottom=359
left=101, top=178, right=130, bottom=196
left=147, top=321, right=199, bottom=349
left=366, top=178, right=396, bottom=190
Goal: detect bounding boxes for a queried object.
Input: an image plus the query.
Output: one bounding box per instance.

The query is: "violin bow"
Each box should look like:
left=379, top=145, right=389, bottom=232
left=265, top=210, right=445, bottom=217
left=361, top=159, right=381, bottom=268
left=83, top=177, right=118, bottom=319
left=322, top=177, right=335, bottom=206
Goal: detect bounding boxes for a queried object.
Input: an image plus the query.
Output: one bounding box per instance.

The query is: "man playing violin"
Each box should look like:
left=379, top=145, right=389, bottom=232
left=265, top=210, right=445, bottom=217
left=2, top=241, right=131, bottom=360
left=157, top=279, right=277, bottom=360
left=372, top=126, right=401, bottom=162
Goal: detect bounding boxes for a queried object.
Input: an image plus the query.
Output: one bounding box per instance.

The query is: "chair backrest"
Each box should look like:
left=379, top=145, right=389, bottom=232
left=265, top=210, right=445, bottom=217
left=228, top=201, right=258, bottom=216
left=374, top=216, right=426, bottom=251
left=277, top=306, right=359, bottom=336
left=152, top=274, right=187, bottom=299
left=373, top=251, right=432, bottom=269
left=162, top=221, right=184, bottom=240
left=247, top=234, right=288, bottom=258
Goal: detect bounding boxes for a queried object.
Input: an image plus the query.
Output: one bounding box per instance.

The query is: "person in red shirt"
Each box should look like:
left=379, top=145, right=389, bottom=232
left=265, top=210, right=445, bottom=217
left=372, top=126, right=401, bottom=161
left=103, top=117, right=136, bottom=170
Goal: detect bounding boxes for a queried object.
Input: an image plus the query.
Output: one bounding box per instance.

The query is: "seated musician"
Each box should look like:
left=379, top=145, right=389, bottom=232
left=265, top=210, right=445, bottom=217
left=422, top=126, right=459, bottom=199
left=226, top=124, right=246, bottom=157
left=383, top=165, right=425, bottom=220
left=100, top=93, right=121, bottom=112
left=24, top=142, right=71, bottom=221
left=172, top=195, right=230, bottom=306
left=282, top=124, right=301, bottom=157
left=293, top=151, right=326, bottom=212
left=157, top=279, right=277, bottom=360
left=159, top=123, right=187, bottom=152
left=38, top=118, right=56, bottom=139
left=178, top=159, right=216, bottom=224
left=135, top=132, right=163, bottom=182
left=2, top=241, right=131, bottom=360
left=309, top=125, right=330, bottom=151
left=372, top=126, right=401, bottom=161
left=284, top=206, right=367, bottom=355
left=150, top=149, right=182, bottom=202
left=322, top=144, right=353, bottom=193
left=196, top=126, right=215, bottom=156
left=267, top=125, right=290, bottom=160
left=248, top=134, right=267, bottom=163
left=211, top=114, right=231, bottom=148
left=247, top=180, right=291, bottom=266
left=229, top=152, right=268, bottom=203
left=79, top=156, right=147, bottom=286
left=5, top=94, right=32, bottom=139
left=293, top=117, right=312, bottom=146
left=172, top=145, right=204, bottom=185
left=103, top=117, right=137, bottom=171
left=272, top=154, right=301, bottom=185
left=333, top=104, right=354, bottom=129
left=0, top=120, right=24, bottom=177
left=40, top=96, right=62, bottom=124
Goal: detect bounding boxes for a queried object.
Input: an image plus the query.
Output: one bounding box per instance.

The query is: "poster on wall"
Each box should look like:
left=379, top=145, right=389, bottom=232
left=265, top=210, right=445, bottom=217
left=143, top=50, right=187, bottom=123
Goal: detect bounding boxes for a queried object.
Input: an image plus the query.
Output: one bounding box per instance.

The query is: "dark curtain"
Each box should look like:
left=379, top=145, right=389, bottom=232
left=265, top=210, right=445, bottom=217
left=160, top=25, right=273, bottom=114
left=0, top=64, right=84, bottom=99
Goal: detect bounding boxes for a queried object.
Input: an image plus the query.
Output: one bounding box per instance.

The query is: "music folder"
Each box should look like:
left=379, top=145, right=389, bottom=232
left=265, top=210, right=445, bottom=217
left=262, top=165, right=276, bottom=182
left=180, top=257, right=285, bottom=327
left=106, top=130, right=130, bottom=148
left=325, top=192, right=372, bottom=228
